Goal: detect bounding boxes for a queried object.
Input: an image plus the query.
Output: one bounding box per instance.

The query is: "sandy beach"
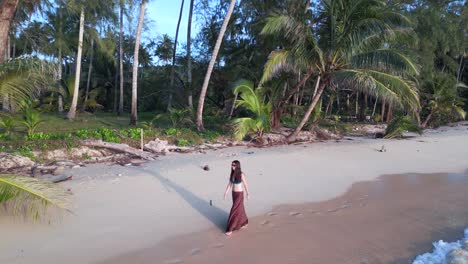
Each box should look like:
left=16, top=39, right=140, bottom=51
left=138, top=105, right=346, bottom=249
left=2, top=125, right=468, bottom=264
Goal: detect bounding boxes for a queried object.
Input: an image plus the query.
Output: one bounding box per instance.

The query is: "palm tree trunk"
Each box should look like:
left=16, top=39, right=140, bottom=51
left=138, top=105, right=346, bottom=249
left=82, top=38, right=94, bottom=111
left=187, top=0, right=194, bottom=108
left=380, top=97, right=386, bottom=122
left=287, top=76, right=323, bottom=142
left=372, top=98, right=378, bottom=117
left=385, top=102, right=393, bottom=122
left=421, top=111, right=434, bottom=128
left=67, top=7, right=85, bottom=120
left=196, top=0, right=236, bottom=131
left=113, top=63, right=118, bottom=112
left=130, top=0, right=146, bottom=125
left=57, top=5, right=64, bottom=113
left=0, top=0, right=18, bottom=64
left=229, top=92, right=238, bottom=118
left=118, top=0, right=125, bottom=115
left=168, top=0, right=185, bottom=110
left=271, top=70, right=314, bottom=129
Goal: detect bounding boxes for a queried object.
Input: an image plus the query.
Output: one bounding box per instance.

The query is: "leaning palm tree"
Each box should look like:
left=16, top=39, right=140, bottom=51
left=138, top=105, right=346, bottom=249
left=261, top=0, right=420, bottom=142
left=0, top=174, right=71, bottom=219
left=196, top=0, right=237, bottom=131
left=232, top=80, right=271, bottom=141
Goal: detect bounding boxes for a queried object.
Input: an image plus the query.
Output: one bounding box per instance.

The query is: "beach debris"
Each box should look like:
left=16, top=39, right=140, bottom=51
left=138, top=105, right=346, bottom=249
left=144, top=138, right=169, bottom=154
left=289, top=211, right=302, bottom=216
left=379, top=145, right=387, bottom=152
left=165, top=259, right=183, bottom=264
left=202, top=165, right=210, bottom=171
left=190, top=248, right=201, bottom=256
left=447, top=248, right=468, bottom=264
left=0, top=153, right=35, bottom=173
left=82, top=139, right=155, bottom=160
left=47, top=175, right=73, bottom=183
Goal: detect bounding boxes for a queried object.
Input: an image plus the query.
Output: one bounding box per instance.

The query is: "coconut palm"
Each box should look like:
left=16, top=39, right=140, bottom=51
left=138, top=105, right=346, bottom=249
left=0, top=174, right=71, bottom=219
left=421, top=73, right=467, bottom=128
left=261, top=0, right=421, bottom=142
left=232, top=80, right=271, bottom=141
left=196, top=0, right=237, bottom=131
left=130, top=0, right=147, bottom=125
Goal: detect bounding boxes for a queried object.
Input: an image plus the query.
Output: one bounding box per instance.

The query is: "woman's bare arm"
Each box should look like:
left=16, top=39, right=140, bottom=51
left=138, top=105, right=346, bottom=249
left=242, top=173, right=250, bottom=199
left=223, top=182, right=232, bottom=199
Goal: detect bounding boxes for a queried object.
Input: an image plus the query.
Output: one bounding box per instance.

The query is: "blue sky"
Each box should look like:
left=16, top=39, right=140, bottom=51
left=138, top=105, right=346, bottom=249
left=146, top=1, right=198, bottom=44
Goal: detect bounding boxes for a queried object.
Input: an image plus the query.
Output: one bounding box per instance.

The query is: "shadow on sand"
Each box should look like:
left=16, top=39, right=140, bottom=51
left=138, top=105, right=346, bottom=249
left=135, top=167, right=229, bottom=232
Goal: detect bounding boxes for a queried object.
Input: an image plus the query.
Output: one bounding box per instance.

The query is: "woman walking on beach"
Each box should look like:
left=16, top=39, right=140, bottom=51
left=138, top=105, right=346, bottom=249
left=223, top=160, right=249, bottom=236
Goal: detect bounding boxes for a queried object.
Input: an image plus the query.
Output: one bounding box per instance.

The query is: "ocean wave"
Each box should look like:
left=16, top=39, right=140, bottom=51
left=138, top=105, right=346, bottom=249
left=412, top=228, right=468, bottom=264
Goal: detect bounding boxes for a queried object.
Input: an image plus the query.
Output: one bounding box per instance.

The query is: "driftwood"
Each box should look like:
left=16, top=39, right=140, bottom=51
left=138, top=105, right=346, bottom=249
left=47, top=175, right=73, bottom=183
left=81, top=140, right=155, bottom=160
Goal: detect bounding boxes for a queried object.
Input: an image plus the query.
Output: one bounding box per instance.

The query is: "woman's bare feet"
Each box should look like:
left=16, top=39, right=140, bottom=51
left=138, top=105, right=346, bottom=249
left=225, top=231, right=232, bottom=236
left=240, top=224, right=248, bottom=229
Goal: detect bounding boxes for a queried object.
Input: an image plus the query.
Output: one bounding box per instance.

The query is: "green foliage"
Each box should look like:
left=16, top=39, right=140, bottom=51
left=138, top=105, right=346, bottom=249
left=176, top=138, right=192, bottom=147
left=20, top=109, right=44, bottom=136
left=0, top=174, right=71, bottom=220
left=0, top=115, right=15, bottom=135
left=384, top=116, right=422, bottom=139
left=168, top=107, right=194, bottom=128
left=232, top=80, right=271, bottom=141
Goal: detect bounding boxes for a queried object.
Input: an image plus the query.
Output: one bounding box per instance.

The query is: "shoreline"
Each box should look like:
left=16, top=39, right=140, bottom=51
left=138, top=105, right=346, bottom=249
left=99, top=171, right=468, bottom=264
left=1, top=125, right=468, bottom=264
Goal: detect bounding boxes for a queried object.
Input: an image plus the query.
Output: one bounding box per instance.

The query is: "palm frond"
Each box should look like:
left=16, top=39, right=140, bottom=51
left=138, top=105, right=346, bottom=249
left=0, top=174, right=72, bottom=219
left=384, top=116, right=422, bottom=139
left=351, top=49, right=419, bottom=75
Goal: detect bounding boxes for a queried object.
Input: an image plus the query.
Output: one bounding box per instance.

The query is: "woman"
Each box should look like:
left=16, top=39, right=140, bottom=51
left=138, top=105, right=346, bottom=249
left=223, top=160, right=250, bottom=236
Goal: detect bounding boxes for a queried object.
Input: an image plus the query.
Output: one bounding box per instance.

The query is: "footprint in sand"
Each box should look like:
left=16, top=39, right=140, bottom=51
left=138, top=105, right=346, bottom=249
left=340, top=204, right=350, bottom=209
left=267, top=212, right=278, bottom=216
left=289, top=211, right=302, bottom=217
left=213, top=243, right=224, bottom=248
left=327, top=208, right=339, bottom=213
left=166, top=259, right=183, bottom=264
left=261, top=220, right=270, bottom=225
left=359, top=202, right=367, bottom=207
left=190, top=248, right=201, bottom=256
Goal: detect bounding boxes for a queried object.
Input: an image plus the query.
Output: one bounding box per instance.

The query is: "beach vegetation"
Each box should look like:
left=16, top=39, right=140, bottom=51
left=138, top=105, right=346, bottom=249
left=232, top=80, right=271, bottom=141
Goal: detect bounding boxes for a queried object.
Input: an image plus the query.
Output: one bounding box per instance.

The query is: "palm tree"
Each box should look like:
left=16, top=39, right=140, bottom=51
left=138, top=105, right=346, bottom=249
left=130, top=0, right=147, bottom=125
left=232, top=80, right=271, bottom=141
left=196, top=0, right=237, bottom=131
left=261, top=0, right=420, bottom=142
left=118, top=0, right=125, bottom=116
left=0, top=0, right=20, bottom=64
left=167, top=0, right=185, bottom=110
left=421, top=73, right=467, bottom=128
left=67, top=6, right=85, bottom=120
left=186, top=0, right=195, bottom=108
left=0, top=174, right=71, bottom=219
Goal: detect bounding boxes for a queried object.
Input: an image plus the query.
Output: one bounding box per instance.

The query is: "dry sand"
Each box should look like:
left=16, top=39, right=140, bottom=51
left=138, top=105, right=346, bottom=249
left=1, top=125, right=468, bottom=264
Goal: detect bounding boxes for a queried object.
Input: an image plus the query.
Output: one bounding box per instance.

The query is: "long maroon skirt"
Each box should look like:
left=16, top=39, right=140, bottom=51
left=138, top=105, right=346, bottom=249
left=226, top=191, right=248, bottom=232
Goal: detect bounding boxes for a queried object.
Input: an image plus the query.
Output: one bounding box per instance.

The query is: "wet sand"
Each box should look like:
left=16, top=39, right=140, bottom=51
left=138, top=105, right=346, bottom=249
left=101, top=172, right=468, bottom=264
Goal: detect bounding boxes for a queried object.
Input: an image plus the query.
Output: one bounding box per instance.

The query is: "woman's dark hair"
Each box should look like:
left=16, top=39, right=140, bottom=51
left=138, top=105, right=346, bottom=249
left=230, top=160, right=242, bottom=182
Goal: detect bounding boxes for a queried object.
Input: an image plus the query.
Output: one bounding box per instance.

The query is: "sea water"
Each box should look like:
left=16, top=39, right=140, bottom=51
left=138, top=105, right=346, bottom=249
left=412, top=228, right=468, bottom=264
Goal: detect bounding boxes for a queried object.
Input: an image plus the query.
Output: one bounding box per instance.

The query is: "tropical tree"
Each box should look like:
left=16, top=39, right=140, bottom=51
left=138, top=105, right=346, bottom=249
left=196, top=0, right=237, bottom=131
left=232, top=80, right=271, bottom=141
left=261, top=0, right=420, bottom=142
left=186, top=0, right=195, bottom=107
left=421, top=73, right=467, bottom=128
left=0, top=174, right=71, bottom=219
left=167, top=0, right=185, bottom=110
left=66, top=5, right=85, bottom=120
left=130, top=0, right=147, bottom=125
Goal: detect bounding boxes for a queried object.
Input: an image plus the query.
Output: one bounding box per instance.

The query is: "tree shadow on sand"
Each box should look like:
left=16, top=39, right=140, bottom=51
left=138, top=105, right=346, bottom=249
left=135, top=168, right=228, bottom=232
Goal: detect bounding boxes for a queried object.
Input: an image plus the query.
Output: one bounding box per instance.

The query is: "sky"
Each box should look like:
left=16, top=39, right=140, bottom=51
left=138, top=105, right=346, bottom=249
left=146, top=1, right=199, bottom=44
